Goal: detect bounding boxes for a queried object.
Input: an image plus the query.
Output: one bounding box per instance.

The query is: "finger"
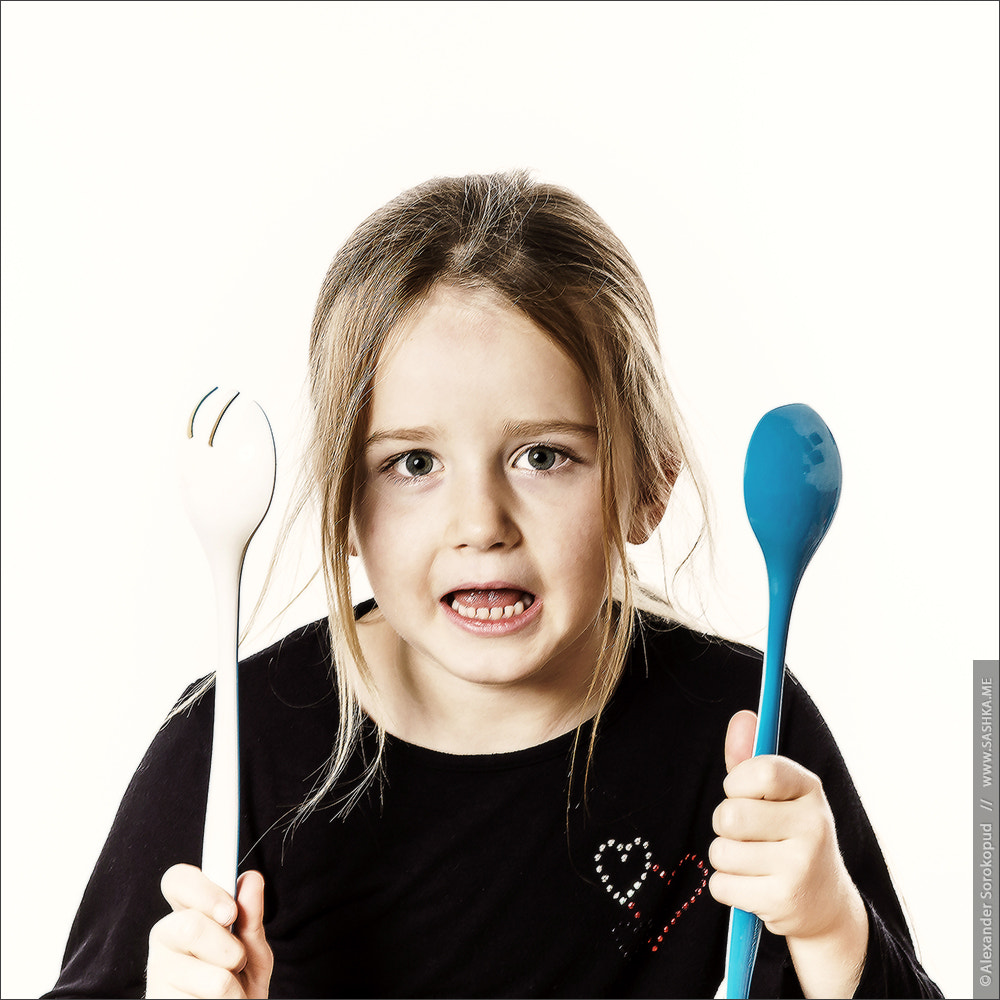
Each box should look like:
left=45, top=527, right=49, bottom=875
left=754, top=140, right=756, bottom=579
left=147, top=950, right=246, bottom=999
left=708, top=836, right=784, bottom=877
left=708, top=869, right=777, bottom=916
left=234, top=871, right=266, bottom=940
left=149, top=909, right=246, bottom=972
left=713, top=796, right=801, bottom=842
left=161, top=864, right=238, bottom=927
left=724, top=710, right=757, bottom=773
left=234, top=871, right=274, bottom=994
left=723, top=753, right=819, bottom=802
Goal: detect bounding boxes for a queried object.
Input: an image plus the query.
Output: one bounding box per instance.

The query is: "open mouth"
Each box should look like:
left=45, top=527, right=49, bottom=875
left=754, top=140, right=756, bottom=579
left=444, top=588, right=536, bottom=621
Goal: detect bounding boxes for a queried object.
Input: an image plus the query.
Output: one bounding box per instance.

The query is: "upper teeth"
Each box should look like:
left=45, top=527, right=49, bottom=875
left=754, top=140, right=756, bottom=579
left=451, top=599, right=527, bottom=619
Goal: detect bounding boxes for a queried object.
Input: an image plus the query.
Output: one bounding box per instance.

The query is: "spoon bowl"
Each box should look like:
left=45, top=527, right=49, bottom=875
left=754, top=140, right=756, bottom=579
left=724, top=402, right=842, bottom=998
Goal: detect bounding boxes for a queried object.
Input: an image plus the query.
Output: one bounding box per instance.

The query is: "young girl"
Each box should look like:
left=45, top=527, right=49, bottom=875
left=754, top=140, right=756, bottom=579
left=45, top=172, right=941, bottom=999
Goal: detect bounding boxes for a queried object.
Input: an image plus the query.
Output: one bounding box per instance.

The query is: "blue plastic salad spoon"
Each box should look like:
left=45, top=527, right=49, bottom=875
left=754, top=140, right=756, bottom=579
left=723, top=403, right=843, bottom=999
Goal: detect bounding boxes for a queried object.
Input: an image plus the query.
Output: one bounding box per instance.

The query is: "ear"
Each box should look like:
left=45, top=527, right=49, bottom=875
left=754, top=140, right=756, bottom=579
left=347, top=521, right=359, bottom=558
left=626, top=495, right=666, bottom=545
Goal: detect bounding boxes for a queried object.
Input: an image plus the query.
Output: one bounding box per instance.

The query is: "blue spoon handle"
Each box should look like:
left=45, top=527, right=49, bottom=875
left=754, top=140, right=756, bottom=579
left=724, top=582, right=794, bottom=998
left=756, top=580, right=794, bottom=757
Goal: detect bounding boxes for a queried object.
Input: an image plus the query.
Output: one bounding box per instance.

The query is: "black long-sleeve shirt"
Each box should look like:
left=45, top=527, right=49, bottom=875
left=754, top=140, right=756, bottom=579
left=45, top=612, right=942, bottom=998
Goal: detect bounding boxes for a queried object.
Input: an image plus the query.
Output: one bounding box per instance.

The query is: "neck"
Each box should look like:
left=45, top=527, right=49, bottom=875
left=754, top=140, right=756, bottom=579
left=351, top=614, right=606, bottom=754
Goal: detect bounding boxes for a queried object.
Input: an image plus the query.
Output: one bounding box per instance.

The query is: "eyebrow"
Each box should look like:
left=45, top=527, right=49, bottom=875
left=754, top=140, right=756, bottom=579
left=364, top=420, right=598, bottom=449
left=364, top=426, right=437, bottom=448
left=501, top=420, right=598, bottom=440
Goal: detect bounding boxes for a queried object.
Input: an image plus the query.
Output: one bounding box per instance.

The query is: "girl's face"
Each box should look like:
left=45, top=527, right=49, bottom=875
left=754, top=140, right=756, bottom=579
left=352, top=284, right=613, bottom=711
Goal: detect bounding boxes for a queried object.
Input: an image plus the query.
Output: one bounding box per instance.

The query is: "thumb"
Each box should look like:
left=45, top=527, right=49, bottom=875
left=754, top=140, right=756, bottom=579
left=234, top=871, right=273, bottom=997
left=725, top=710, right=758, bottom=774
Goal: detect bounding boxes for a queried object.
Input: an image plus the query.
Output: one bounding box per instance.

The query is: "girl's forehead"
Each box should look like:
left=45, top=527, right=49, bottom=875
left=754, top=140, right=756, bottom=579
left=374, top=285, right=549, bottom=376
left=387, top=283, right=524, bottom=347
left=366, top=285, right=596, bottom=428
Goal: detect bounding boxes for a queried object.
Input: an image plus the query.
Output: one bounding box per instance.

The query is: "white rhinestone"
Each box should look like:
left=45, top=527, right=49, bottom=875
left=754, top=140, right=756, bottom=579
left=596, top=865, right=602, bottom=873
left=613, top=891, right=620, bottom=899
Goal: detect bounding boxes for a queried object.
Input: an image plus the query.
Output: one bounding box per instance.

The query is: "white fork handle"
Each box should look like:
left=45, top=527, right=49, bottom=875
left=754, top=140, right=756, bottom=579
left=201, top=552, right=244, bottom=900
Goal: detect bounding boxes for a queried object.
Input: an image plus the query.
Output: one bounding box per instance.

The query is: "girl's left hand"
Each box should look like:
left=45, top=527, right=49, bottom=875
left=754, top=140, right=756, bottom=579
left=708, top=710, right=869, bottom=998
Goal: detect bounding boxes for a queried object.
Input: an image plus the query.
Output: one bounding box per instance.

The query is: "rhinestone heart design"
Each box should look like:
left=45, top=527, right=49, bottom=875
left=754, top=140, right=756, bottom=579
left=594, top=836, right=710, bottom=954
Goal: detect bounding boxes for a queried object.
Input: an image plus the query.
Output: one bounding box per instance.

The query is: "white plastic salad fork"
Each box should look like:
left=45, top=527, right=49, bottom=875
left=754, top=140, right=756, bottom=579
left=178, top=387, right=276, bottom=897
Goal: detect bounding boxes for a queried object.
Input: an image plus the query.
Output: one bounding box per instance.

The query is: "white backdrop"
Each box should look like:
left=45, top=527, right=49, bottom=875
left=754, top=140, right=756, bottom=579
left=2, top=2, right=996, bottom=997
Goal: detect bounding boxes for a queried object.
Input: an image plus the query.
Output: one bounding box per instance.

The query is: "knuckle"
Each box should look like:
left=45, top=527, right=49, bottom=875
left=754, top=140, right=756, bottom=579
left=708, top=836, right=725, bottom=871
left=714, top=798, right=741, bottom=833
left=159, top=864, right=180, bottom=898
left=206, top=966, right=240, bottom=998
left=707, top=870, right=728, bottom=904
left=711, top=802, right=723, bottom=835
left=227, top=938, right=249, bottom=974
left=760, top=755, right=783, bottom=789
left=176, top=908, right=208, bottom=952
left=784, top=839, right=813, bottom=884
left=719, top=798, right=746, bottom=833
left=148, top=913, right=169, bottom=948
left=160, top=861, right=197, bottom=903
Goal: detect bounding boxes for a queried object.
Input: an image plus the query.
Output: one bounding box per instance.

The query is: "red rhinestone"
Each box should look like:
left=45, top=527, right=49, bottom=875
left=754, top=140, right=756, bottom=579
left=628, top=901, right=634, bottom=909
left=651, top=945, right=658, bottom=952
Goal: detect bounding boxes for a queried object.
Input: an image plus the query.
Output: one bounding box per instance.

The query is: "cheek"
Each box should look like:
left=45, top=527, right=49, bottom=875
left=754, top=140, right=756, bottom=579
left=547, top=501, right=611, bottom=592
left=352, top=489, right=432, bottom=577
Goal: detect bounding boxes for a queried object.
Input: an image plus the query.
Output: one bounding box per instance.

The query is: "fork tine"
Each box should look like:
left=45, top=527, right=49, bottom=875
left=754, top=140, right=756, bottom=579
left=187, top=387, right=220, bottom=439
left=208, top=392, right=241, bottom=447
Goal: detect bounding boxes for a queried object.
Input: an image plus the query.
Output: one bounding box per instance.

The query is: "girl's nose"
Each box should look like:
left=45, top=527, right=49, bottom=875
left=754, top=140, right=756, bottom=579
left=445, top=472, right=521, bottom=551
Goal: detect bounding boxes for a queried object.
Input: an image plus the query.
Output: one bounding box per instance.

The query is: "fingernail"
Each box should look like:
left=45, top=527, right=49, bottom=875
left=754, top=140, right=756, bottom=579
left=214, top=902, right=236, bottom=925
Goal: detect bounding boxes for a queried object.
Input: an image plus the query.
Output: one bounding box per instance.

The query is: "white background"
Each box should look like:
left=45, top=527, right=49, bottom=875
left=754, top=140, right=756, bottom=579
left=2, top=2, right=996, bottom=997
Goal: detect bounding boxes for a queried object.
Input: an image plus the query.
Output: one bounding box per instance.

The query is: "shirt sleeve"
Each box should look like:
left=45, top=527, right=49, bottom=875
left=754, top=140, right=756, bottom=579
left=42, top=684, right=213, bottom=999
left=852, top=895, right=943, bottom=999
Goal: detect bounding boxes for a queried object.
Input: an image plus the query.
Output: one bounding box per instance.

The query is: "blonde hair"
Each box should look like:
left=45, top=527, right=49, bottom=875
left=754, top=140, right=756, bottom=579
left=295, top=171, right=707, bottom=823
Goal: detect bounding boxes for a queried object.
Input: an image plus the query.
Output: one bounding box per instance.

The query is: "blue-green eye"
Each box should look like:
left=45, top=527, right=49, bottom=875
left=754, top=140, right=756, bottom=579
left=514, top=445, right=560, bottom=471
left=394, top=451, right=437, bottom=477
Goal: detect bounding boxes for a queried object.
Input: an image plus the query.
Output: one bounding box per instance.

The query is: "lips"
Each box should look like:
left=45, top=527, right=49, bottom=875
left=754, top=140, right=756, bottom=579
left=448, top=588, right=536, bottom=621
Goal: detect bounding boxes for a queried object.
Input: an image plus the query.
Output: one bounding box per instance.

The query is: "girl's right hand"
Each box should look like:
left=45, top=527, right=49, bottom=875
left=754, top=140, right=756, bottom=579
left=146, top=863, right=273, bottom=999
